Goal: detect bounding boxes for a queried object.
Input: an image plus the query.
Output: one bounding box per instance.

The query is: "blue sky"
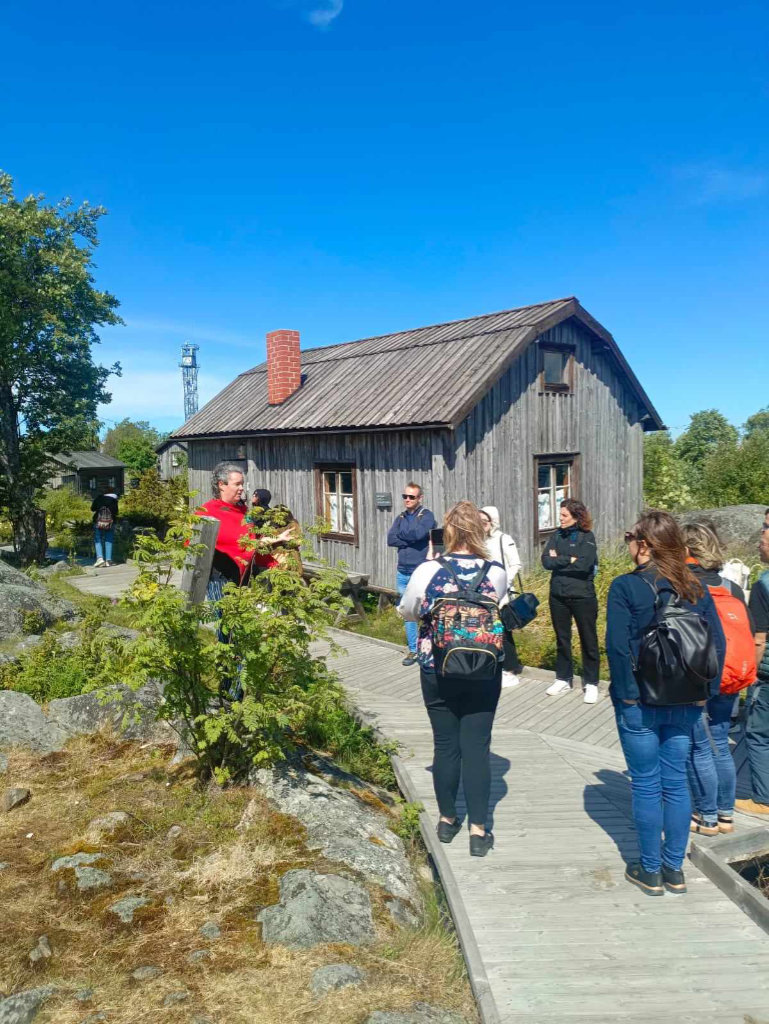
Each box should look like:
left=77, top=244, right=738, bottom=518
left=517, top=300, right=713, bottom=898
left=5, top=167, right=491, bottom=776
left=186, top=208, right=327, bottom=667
left=2, top=0, right=767, bottom=436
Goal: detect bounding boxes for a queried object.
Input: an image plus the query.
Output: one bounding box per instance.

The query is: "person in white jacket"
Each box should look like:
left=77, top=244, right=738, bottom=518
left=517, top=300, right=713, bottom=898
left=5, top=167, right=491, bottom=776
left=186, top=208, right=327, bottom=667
left=480, top=506, right=523, bottom=689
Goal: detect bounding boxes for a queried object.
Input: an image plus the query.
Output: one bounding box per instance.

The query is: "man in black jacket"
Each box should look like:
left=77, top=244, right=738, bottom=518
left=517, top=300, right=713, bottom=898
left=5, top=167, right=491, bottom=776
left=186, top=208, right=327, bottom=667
left=541, top=500, right=599, bottom=702
left=387, top=482, right=436, bottom=666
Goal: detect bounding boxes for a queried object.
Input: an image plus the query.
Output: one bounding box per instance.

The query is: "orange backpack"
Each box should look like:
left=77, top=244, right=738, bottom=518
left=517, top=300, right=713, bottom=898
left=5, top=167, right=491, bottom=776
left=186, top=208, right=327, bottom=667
left=709, top=579, right=757, bottom=695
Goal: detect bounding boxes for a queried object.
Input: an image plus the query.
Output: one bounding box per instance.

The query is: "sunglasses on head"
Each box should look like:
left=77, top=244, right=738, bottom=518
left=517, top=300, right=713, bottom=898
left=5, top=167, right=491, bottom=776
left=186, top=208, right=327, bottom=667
left=402, top=493, right=419, bottom=500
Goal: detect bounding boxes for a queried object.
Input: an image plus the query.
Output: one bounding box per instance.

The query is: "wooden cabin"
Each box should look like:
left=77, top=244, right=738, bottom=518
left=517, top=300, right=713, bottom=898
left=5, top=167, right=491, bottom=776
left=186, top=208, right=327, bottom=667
left=156, top=439, right=188, bottom=481
left=171, top=298, right=663, bottom=587
left=46, top=451, right=126, bottom=498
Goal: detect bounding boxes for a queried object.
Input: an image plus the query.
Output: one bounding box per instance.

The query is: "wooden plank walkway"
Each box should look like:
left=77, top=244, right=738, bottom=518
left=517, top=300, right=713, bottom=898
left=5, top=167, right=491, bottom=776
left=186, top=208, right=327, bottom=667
left=67, top=567, right=769, bottom=1022
left=321, top=632, right=769, bottom=1024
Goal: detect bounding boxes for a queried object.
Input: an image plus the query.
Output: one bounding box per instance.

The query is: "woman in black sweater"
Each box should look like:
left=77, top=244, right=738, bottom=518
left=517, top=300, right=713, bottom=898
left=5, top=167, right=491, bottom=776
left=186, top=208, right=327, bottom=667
left=541, top=499, right=599, bottom=703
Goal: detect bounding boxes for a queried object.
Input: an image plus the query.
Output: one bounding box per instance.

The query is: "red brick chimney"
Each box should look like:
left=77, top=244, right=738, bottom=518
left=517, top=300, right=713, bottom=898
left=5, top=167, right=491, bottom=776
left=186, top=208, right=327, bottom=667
left=266, top=329, right=301, bottom=405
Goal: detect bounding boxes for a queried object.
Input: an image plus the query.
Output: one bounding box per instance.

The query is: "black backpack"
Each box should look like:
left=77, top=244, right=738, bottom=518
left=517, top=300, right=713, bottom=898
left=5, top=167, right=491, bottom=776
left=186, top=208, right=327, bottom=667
left=636, top=577, right=719, bottom=706
left=430, top=558, right=505, bottom=681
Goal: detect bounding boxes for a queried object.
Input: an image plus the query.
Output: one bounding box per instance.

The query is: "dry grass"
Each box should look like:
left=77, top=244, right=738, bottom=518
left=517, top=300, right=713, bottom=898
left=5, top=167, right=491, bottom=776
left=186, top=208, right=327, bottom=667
left=0, top=734, right=477, bottom=1024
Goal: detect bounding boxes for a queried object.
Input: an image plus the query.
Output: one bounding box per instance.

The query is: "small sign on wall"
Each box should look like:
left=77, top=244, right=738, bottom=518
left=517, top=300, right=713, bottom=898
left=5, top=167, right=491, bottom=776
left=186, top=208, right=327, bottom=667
left=375, top=492, right=392, bottom=510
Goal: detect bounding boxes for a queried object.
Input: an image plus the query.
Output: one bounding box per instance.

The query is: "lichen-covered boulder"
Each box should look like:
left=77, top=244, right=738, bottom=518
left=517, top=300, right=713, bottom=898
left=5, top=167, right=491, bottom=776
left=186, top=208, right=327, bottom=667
left=258, top=870, right=376, bottom=949
left=0, top=558, right=75, bottom=641
left=677, top=505, right=767, bottom=548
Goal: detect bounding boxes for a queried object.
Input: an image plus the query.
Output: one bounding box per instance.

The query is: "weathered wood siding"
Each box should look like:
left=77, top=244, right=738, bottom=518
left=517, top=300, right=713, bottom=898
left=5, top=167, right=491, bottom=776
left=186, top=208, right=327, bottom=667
left=157, top=442, right=188, bottom=482
left=456, top=318, right=644, bottom=564
left=187, top=317, right=645, bottom=586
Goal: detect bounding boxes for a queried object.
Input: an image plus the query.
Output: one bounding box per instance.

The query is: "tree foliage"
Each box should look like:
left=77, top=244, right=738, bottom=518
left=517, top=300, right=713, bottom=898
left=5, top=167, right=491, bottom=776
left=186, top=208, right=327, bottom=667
left=0, top=171, right=121, bottom=562
left=674, top=409, right=738, bottom=470
left=743, top=406, right=769, bottom=440
left=102, top=418, right=164, bottom=476
left=643, top=431, right=693, bottom=511
left=108, top=505, right=352, bottom=782
left=120, top=467, right=189, bottom=532
left=699, top=431, right=769, bottom=507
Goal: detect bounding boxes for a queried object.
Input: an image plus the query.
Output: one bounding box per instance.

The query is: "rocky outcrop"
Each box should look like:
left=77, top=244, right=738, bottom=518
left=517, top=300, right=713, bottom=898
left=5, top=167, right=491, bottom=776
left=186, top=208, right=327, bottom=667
left=0, top=558, right=75, bottom=641
left=311, top=964, right=367, bottom=996
left=258, top=870, right=376, bottom=949
left=677, top=505, right=767, bottom=548
left=0, top=682, right=173, bottom=754
left=0, top=985, right=57, bottom=1024
left=252, top=764, right=418, bottom=905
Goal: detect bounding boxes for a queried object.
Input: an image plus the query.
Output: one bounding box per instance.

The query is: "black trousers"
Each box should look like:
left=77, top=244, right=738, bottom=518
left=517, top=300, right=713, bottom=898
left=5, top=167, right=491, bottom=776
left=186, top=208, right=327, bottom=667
left=421, top=668, right=501, bottom=828
left=503, top=630, right=522, bottom=673
left=549, top=591, right=600, bottom=684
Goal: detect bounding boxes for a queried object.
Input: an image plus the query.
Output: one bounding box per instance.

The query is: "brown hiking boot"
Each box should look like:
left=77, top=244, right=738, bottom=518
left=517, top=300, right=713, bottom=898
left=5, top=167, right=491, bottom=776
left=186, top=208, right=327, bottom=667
left=735, top=798, right=769, bottom=815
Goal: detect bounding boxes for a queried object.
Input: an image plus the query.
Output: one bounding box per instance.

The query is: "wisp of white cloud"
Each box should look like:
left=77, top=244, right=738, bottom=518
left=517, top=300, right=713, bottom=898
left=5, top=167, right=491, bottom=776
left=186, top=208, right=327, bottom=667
left=307, top=0, right=344, bottom=28
left=677, top=164, right=769, bottom=205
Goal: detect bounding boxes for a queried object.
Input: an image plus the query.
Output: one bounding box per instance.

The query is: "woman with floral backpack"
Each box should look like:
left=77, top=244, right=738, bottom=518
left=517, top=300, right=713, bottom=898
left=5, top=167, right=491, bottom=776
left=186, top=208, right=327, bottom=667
left=683, top=523, right=757, bottom=835
left=398, top=502, right=506, bottom=858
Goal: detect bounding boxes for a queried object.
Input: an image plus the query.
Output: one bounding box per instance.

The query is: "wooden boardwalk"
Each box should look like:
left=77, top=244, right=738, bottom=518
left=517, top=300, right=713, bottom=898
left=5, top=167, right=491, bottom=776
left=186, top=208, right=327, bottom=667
left=68, top=567, right=769, bottom=1022
left=322, top=632, right=769, bottom=1024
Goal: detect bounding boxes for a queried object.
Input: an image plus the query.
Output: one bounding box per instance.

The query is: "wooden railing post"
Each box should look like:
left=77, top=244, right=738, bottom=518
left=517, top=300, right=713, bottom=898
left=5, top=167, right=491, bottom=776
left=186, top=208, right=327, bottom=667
left=180, top=516, right=220, bottom=604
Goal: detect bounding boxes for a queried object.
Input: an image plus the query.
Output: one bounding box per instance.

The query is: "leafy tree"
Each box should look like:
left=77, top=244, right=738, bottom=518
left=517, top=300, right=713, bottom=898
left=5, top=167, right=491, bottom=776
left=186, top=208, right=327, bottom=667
left=643, top=431, right=693, bottom=510
left=674, top=409, right=738, bottom=471
left=699, top=431, right=769, bottom=507
left=109, top=505, right=352, bottom=782
left=744, top=406, right=769, bottom=439
left=0, top=172, right=121, bottom=563
left=120, top=467, right=189, bottom=532
left=102, top=418, right=164, bottom=477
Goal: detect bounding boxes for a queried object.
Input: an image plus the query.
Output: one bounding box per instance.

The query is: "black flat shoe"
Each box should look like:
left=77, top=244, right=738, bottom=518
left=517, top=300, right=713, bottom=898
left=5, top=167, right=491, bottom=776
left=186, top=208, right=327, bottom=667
left=402, top=652, right=418, bottom=667
left=662, top=864, right=687, bottom=894
left=437, top=819, right=462, bottom=844
left=624, top=863, right=664, bottom=896
left=469, top=832, right=494, bottom=857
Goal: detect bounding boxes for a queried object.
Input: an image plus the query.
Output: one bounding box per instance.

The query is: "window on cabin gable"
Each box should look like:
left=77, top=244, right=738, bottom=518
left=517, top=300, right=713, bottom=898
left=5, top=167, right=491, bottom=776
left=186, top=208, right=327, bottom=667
left=539, top=345, right=573, bottom=392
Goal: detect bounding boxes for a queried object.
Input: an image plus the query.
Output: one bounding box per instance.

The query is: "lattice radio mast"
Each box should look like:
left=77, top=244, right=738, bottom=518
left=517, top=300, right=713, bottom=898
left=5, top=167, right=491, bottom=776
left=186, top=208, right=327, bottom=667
left=180, top=342, right=199, bottom=420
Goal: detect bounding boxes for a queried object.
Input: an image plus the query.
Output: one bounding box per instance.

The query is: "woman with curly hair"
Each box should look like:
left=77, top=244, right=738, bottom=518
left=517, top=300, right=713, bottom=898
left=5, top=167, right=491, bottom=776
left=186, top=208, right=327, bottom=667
left=541, top=498, right=600, bottom=703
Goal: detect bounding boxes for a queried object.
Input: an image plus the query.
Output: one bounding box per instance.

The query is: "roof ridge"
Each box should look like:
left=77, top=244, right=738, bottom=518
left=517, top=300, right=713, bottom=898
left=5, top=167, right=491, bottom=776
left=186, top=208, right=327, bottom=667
left=237, top=297, right=576, bottom=377
left=300, top=296, right=575, bottom=355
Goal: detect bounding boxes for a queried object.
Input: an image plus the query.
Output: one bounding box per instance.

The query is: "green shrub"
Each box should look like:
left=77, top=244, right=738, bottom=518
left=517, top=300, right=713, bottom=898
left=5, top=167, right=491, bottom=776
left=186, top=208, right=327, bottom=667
left=106, top=505, right=359, bottom=783
left=21, top=609, right=47, bottom=635
left=120, top=468, right=189, bottom=534
left=0, top=616, right=114, bottom=702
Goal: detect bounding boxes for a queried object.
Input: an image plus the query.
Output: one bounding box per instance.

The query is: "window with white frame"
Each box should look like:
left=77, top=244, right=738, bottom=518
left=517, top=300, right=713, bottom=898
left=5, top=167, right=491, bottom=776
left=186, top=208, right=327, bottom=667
left=316, top=464, right=357, bottom=541
left=536, top=458, right=574, bottom=533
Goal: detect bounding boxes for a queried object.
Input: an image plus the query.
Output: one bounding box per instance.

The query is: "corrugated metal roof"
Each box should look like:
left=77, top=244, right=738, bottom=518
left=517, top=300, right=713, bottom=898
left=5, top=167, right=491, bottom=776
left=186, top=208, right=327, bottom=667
left=52, top=451, right=126, bottom=470
left=172, top=297, right=663, bottom=437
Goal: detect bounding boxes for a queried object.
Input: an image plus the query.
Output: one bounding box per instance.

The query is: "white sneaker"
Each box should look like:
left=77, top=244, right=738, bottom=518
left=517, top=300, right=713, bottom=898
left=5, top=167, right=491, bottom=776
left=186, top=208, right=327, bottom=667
left=501, top=671, right=521, bottom=688
left=546, top=678, right=572, bottom=696
left=94, top=558, right=105, bottom=568
left=583, top=683, right=599, bottom=704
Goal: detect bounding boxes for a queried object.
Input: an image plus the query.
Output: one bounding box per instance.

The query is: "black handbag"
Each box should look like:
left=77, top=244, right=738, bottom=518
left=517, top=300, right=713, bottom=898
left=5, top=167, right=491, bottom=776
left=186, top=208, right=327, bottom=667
left=636, top=578, right=718, bottom=706
left=500, top=572, right=539, bottom=631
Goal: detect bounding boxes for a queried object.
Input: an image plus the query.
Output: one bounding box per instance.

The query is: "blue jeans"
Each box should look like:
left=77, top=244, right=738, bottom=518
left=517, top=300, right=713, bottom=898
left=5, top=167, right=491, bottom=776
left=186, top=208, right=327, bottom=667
left=686, top=693, right=736, bottom=823
left=94, top=526, right=114, bottom=562
left=396, top=568, right=417, bottom=653
left=615, top=701, right=703, bottom=872
left=746, top=683, right=769, bottom=805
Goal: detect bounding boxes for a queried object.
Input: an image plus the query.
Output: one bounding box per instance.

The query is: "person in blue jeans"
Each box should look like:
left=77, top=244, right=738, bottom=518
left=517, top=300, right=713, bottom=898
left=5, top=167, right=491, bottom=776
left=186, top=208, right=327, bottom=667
left=682, top=523, right=755, bottom=835
left=606, top=510, right=725, bottom=897
left=387, top=482, right=436, bottom=666
left=91, top=490, right=119, bottom=567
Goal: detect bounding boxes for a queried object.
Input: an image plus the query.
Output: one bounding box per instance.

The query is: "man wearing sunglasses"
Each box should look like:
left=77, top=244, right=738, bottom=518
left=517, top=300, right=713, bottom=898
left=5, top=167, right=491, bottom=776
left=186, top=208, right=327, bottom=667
left=387, top=483, right=436, bottom=665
